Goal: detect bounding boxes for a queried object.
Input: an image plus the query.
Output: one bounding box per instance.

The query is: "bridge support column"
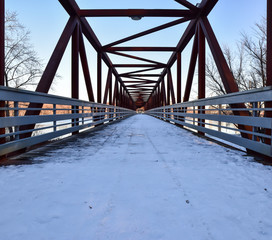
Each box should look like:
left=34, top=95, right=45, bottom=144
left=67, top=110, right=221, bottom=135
left=177, top=52, right=182, bottom=103
left=0, top=0, right=5, bottom=144
left=72, top=22, right=79, bottom=135
left=265, top=0, right=272, bottom=144
left=97, top=52, right=102, bottom=103
left=267, top=0, right=272, bottom=87
left=198, top=24, right=206, bottom=135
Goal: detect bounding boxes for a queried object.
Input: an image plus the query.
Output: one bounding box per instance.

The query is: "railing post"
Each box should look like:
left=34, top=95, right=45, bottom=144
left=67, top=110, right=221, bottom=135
left=14, top=101, right=19, bottom=140
left=218, top=104, right=222, bottom=132
left=81, top=105, right=84, bottom=125
left=252, top=102, right=258, bottom=141
left=193, top=105, right=195, bottom=125
left=53, top=104, right=57, bottom=132
left=198, top=23, right=205, bottom=135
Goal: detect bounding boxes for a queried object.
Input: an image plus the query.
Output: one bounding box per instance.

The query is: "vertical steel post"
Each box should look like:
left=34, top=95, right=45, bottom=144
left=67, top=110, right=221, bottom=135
left=177, top=52, right=182, bottom=103
left=0, top=0, right=4, bottom=87
left=0, top=0, right=5, bottom=144
left=167, top=73, right=170, bottom=105
left=183, top=28, right=198, bottom=102
left=53, top=103, right=57, bottom=132
left=157, top=86, right=160, bottom=107
left=109, top=73, right=112, bottom=105
left=198, top=24, right=205, bottom=135
left=72, top=23, right=79, bottom=134
left=265, top=0, right=272, bottom=144
left=218, top=104, right=222, bottom=132
left=167, top=68, right=176, bottom=105
left=97, top=52, right=102, bottom=103
left=72, top=23, right=79, bottom=99
left=267, top=0, right=272, bottom=86
left=79, top=28, right=95, bottom=102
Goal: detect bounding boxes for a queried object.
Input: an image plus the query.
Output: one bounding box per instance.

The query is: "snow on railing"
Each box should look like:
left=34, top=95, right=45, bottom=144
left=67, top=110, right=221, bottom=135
left=0, top=86, right=135, bottom=157
left=146, top=87, right=272, bottom=157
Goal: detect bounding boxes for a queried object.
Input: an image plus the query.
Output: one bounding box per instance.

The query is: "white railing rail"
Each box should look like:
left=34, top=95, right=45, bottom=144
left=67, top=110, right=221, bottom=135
left=0, top=86, right=135, bottom=156
left=146, top=87, right=272, bottom=157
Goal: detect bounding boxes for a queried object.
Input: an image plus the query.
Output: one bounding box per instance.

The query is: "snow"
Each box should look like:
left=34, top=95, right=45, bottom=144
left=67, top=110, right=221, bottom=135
left=0, top=114, right=272, bottom=240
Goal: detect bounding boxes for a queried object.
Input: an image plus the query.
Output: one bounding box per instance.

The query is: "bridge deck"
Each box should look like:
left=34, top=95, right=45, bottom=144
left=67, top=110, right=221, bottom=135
left=0, top=114, right=271, bottom=240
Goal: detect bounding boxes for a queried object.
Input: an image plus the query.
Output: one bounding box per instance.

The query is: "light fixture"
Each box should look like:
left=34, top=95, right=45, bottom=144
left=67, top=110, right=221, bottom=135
left=130, top=16, right=142, bottom=21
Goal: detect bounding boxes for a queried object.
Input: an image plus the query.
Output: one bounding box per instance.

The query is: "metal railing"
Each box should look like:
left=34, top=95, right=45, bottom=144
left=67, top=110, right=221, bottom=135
left=146, top=87, right=272, bottom=157
left=0, top=86, right=135, bottom=156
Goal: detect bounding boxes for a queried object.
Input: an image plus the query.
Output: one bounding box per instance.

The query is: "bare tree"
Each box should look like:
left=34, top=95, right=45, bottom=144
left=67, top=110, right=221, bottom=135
left=4, top=11, right=43, bottom=89
left=4, top=11, right=43, bottom=140
left=206, top=17, right=267, bottom=96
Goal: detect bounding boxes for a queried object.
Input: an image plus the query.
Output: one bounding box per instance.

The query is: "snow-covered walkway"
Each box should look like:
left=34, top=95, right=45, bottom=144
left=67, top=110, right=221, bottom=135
left=0, top=114, right=272, bottom=240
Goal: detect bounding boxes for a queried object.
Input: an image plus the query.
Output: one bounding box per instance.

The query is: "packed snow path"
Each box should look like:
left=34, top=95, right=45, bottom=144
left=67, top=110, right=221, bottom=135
left=0, top=114, right=272, bottom=240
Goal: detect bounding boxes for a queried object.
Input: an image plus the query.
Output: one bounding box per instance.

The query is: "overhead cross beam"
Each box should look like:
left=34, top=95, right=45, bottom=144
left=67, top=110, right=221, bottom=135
left=108, top=52, right=164, bottom=65
left=105, top=47, right=176, bottom=52
left=79, top=9, right=194, bottom=17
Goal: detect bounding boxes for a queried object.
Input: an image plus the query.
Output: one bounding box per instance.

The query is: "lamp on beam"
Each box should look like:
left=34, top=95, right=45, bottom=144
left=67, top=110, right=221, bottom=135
left=130, top=16, right=142, bottom=21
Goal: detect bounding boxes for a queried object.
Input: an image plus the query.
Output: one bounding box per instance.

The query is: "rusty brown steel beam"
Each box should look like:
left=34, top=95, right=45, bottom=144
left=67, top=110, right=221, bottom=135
left=199, top=16, right=252, bottom=139
left=104, top=17, right=191, bottom=48
left=167, top=73, right=170, bottom=105
left=20, top=16, right=78, bottom=139
left=127, top=87, right=153, bottom=90
left=122, top=76, right=158, bottom=81
left=79, top=9, right=193, bottom=17
left=103, top=68, right=112, bottom=104
left=97, top=52, right=102, bottom=103
left=198, top=23, right=205, bottom=135
left=123, top=80, right=157, bottom=83
left=113, top=77, right=118, bottom=105
left=0, top=0, right=5, bottom=144
left=106, top=47, right=176, bottom=52
left=36, top=17, right=77, bottom=93
left=267, top=0, right=272, bottom=86
left=120, top=67, right=162, bottom=76
left=108, top=51, right=164, bottom=65
left=183, top=27, right=198, bottom=102
left=174, top=0, right=198, bottom=11
left=109, top=73, right=112, bottom=105
left=72, top=23, right=79, bottom=134
left=199, top=17, right=238, bottom=94
left=265, top=0, right=272, bottom=143
left=113, top=64, right=165, bottom=68
left=127, top=85, right=154, bottom=88
left=79, top=27, right=95, bottom=102
left=198, top=24, right=205, bottom=100
left=167, top=68, right=176, bottom=104
left=59, top=0, right=80, bottom=16
left=146, top=0, right=218, bottom=105
left=72, top=23, right=79, bottom=100
left=161, top=78, right=167, bottom=106
left=177, top=52, right=182, bottom=103
left=126, top=74, right=162, bottom=77
left=59, top=0, right=134, bottom=103
left=129, top=89, right=153, bottom=92
left=0, top=0, right=3, bottom=87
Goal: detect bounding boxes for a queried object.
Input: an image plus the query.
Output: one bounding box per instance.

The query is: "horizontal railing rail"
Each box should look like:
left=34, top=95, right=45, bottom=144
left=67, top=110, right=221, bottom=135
left=146, top=86, right=272, bottom=157
left=0, top=86, right=135, bottom=157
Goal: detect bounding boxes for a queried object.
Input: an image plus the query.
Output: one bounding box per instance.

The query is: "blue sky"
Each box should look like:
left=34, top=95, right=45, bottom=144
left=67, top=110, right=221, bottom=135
left=5, top=0, right=267, bottom=100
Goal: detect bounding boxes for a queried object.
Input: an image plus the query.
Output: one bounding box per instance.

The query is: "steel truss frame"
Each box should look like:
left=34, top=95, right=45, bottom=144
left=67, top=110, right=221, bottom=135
left=0, top=0, right=271, bottom=147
